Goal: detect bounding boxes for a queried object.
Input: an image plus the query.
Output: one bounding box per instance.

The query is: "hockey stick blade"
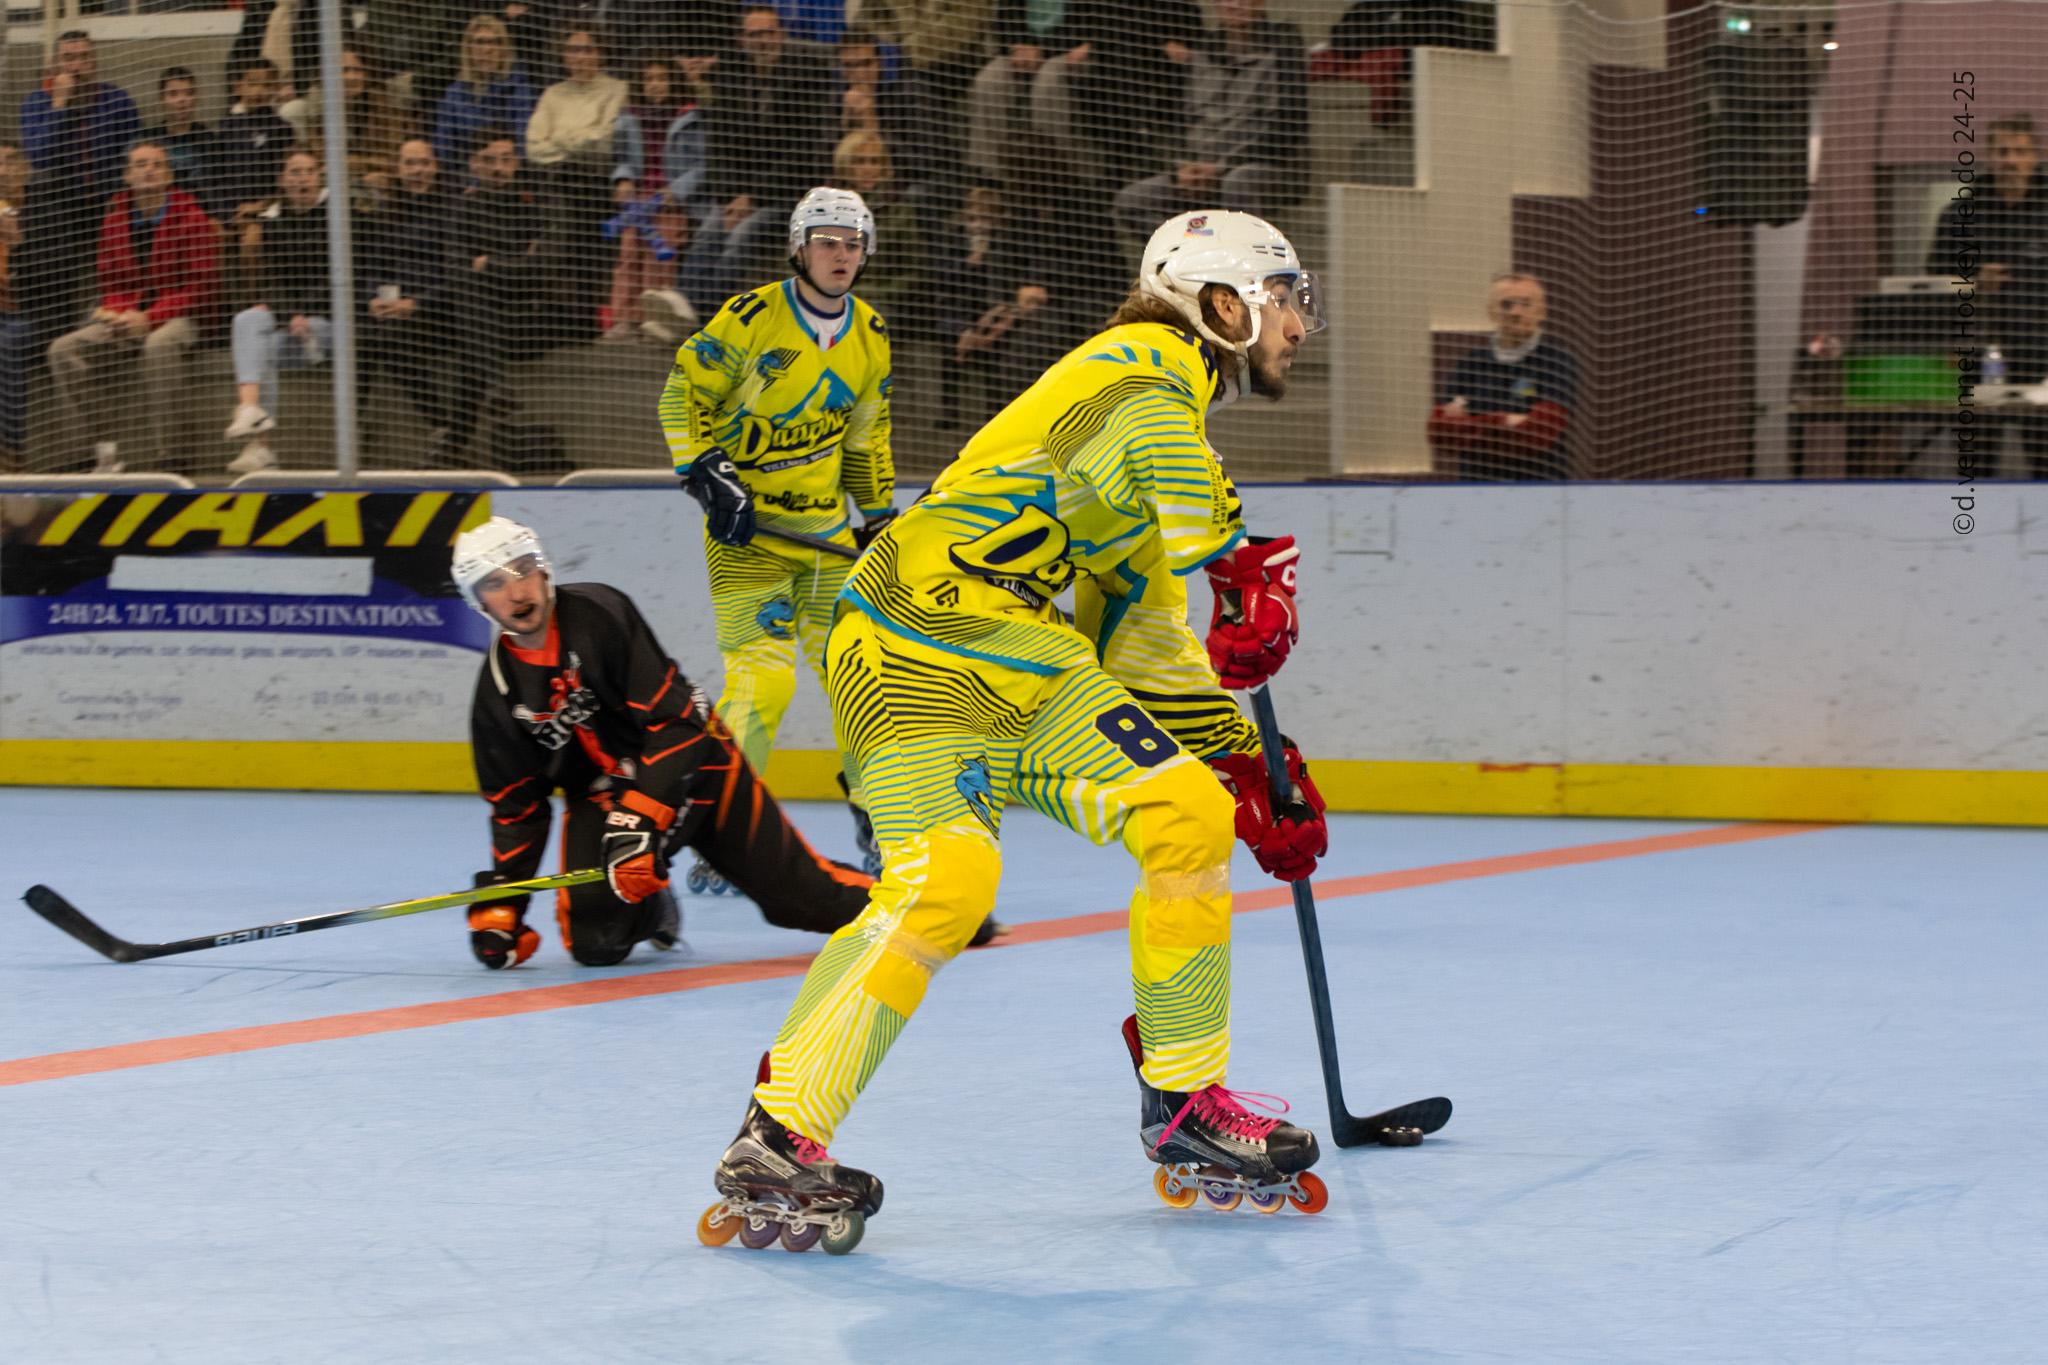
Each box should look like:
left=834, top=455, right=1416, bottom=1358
left=1332, top=1096, right=1455, bottom=1149
left=23, top=884, right=144, bottom=962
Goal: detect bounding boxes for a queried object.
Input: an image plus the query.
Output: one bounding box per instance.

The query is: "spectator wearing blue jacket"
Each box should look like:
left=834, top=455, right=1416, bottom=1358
left=435, top=15, right=538, bottom=173
left=19, top=31, right=141, bottom=204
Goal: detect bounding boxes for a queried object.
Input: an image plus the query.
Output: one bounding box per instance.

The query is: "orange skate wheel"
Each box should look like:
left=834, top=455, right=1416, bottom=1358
left=1287, top=1172, right=1329, bottom=1215
left=1152, top=1166, right=1199, bottom=1209
left=696, top=1203, right=741, bottom=1246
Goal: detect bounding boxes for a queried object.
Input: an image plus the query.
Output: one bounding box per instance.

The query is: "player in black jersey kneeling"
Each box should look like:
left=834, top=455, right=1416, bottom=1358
left=454, top=516, right=887, bottom=968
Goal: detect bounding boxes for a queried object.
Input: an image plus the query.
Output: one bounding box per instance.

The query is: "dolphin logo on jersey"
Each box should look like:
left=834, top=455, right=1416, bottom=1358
left=756, top=347, right=801, bottom=382
left=770, top=367, right=859, bottom=426
left=755, top=597, right=795, bottom=639
left=954, top=755, right=998, bottom=835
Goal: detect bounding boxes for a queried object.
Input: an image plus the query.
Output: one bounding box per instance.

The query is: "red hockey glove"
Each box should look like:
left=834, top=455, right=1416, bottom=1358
left=1204, top=534, right=1301, bottom=690
left=601, top=790, right=676, bottom=904
left=1208, top=743, right=1329, bottom=883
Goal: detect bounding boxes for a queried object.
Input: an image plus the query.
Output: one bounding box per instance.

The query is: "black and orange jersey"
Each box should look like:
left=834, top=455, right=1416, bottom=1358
left=470, top=582, right=725, bottom=885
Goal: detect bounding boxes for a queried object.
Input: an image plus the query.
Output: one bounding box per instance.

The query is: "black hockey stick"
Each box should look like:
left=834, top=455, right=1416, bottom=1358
left=756, top=525, right=859, bottom=560
left=21, top=869, right=606, bottom=963
left=1249, top=684, right=1453, bottom=1148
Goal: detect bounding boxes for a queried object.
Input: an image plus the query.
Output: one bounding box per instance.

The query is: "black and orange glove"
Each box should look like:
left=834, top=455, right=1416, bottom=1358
left=468, top=873, right=540, bottom=969
left=1207, top=742, right=1328, bottom=883
left=601, top=789, right=676, bottom=904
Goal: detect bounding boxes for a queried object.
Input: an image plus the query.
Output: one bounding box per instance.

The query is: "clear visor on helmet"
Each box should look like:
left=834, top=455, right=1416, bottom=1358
left=471, top=552, right=544, bottom=601
left=1254, top=271, right=1326, bottom=336
left=803, top=226, right=868, bottom=256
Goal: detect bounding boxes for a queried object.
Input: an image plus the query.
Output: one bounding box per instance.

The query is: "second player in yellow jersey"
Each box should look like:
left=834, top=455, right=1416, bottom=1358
left=662, top=187, right=896, bottom=882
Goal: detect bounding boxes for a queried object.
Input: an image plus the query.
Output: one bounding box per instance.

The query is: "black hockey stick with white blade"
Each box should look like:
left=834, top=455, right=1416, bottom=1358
left=1249, top=684, right=1453, bottom=1148
left=22, top=869, right=605, bottom=963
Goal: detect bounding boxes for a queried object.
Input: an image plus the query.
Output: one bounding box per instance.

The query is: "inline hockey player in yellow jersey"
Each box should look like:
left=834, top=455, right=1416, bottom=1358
left=698, top=211, right=1337, bottom=1256
left=661, top=187, right=896, bottom=889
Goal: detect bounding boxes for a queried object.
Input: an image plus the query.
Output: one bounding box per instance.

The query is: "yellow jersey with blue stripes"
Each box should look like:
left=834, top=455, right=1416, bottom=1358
left=844, top=321, right=1259, bottom=758
left=659, top=279, right=895, bottom=539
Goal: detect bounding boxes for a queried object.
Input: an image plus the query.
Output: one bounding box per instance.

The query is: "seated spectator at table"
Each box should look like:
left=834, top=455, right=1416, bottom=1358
left=19, top=30, right=141, bottom=207
left=210, top=60, right=299, bottom=222
left=605, top=58, right=711, bottom=343
left=1926, top=113, right=2048, bottom=477
left=1110, top=0, right=1306, bottom=240
left=0, top=144, right=31, bottom=470
left=435, top=16, right=538, bottom=173
left=358, top=137, right=456, bottom=451
left=1427, top=273, right=1578, bottom=482
left=297, top=46, right=406, bottom=210
left=142, top=67, right=216, bottom=214
left=46, top=142, right=220, bottom=474
left=221, top=149, right=334, bottom=475
left=439, top=132, right=545, bottom=465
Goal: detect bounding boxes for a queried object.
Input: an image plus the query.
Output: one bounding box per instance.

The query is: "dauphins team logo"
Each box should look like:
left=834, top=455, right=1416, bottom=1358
left=755, top=597, right=795, bottom=640
left=954, top=755, right=997, bottom=834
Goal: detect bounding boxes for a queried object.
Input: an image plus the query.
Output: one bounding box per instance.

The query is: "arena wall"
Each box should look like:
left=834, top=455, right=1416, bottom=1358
left=2, top=482, right=2038, bottom=825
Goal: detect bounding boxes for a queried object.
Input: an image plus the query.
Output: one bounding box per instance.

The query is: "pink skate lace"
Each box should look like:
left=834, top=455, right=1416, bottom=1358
left=1158, top=1085, right=1290, bottom=1149
left=789, top=1133, right=834, bottom=1166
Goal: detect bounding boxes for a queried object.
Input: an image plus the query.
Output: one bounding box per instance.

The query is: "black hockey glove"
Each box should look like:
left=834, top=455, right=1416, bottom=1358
left=854, top=510, right=896, bottom=552
left=681, top=449, right=755, bottom=546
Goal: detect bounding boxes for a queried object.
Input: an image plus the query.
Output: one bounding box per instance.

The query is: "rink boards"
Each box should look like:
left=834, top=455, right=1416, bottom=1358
left=1, top=483, right=2042, bottom=825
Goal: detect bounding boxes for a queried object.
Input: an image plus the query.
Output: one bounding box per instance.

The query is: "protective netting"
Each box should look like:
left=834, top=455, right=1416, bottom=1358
left=0, top=1, right=2042, bottom=482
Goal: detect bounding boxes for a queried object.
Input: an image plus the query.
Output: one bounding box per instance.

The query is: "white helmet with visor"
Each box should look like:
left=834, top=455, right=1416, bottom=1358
left=1137, top=210, right=1326, bottom=354
left=451, top=516, right=552, bottom=619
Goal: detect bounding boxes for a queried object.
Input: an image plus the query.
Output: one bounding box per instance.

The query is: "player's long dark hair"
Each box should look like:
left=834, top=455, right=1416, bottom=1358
left=1103, top=283, right=1245, bottom=387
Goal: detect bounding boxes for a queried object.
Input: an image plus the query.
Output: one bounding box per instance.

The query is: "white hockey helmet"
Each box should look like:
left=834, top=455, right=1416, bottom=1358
left=788, top=186, right=877, bottom=261
left=451, top=516, right=551, bottom=618
left=1137, top=210, right=1326, bottom=353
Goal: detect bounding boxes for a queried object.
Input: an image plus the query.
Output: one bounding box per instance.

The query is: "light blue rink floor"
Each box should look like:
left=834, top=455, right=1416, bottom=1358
left=1, top=790, right=2044, bottom=1364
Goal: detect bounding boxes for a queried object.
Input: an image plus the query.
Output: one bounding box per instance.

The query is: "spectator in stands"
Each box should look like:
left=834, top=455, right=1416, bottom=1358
left=19, top=30, right=142, bottom=207
left=435, top=16, right=538, bottom=173
left=0, top=144, right=29, bottom=470
left=528, top=27, right=629, bottom=336
left=965, top=1, right=1102, bottom=195
left=605, top=59, right=710, bottom=344
left=703, top=7, right=836, bottom=287
left=1110, top=0, right=1306, bottom=240
left=46, top=141, right=220, bottom=474
left=143, top=68, right=215, bottom=214
left=831, top=129, right=923, bottom=331
left=673, top=0, right=742, bottom=67
left=1926, top=113, right=2048, bottom=477
left=1427, top=273, right=1578, bottom=482
left=225, top=0, right=319, bottom=115
left=300, top=46, right=405, bottom=209
left=359, top=137, right=456, bottom=452
left=439, top=132, right=545, bottom=465
left=221, top=149, right=334, bottom=475
left=211, top=60, right=299, bottom=223
left=360, top=0, right=469, bottom=112
left=859, top=0, right=997, bottom=188
left=836, top=31, right=911, bottom=147
left=1062, top=1, right=1203, bottom=186
left=933, top=183, right=1100, bottom=423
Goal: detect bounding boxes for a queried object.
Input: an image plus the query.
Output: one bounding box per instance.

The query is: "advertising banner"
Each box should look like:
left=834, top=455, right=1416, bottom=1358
left=0, top=490, right=491, bottom=746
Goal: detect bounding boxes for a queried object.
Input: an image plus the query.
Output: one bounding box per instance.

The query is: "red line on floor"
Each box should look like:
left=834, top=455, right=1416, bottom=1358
left=1, top=821, right=1821, bottom=1087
